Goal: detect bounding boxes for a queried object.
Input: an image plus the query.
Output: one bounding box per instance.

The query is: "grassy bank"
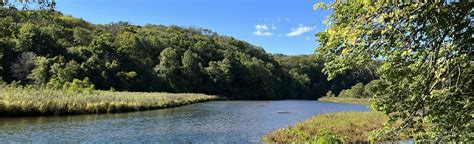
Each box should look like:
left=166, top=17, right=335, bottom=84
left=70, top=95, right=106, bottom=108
left=263, top=112, right=388, bottom=143
left=318, top=97, right=372, bottom=105
left=0, top=86, right=219, bottom=116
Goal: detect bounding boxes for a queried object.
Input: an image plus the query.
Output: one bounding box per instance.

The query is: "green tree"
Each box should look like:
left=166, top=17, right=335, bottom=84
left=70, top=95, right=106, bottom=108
left=316, top=1, right=473, bottom=141
left=338, top=83, right=365, bottom=98
left=0, top=16, right=14, bottom=83
left=17, top=22, right=61, bottom=56
left=364, top=79, right=383, bottom=98
left=155, top=47, right=181, bottom=90
left=116, top=30, right=145, bottom=61
left=205, top=59, right=232, bottom=94
left=47, top=58, right=80, bottom=89
left=73, top=27, right=92, bottom=46
left=63, top=77, right=95, bottom=94
left=2, top=0, right=56, bottom=10
left=181, top=49, right=204, bottom=92
left=27, top=56, right=51, bottom=85
left=289, top=69, right=311, bottom=86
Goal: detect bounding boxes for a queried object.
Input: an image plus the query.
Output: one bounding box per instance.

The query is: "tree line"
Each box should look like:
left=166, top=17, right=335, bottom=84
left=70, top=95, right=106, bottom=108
left=0, top=8, right=376, bottom=99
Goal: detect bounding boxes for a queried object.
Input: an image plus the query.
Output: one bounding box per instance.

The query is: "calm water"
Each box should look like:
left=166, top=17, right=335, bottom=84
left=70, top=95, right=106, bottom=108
left=0, top=100, right=369, bottom=143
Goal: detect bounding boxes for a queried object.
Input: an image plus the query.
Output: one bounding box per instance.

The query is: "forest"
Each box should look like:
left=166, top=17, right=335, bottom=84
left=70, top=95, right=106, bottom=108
left=0, top=8, right=376, bottom=100
left=1, top=1, right=471, bottom=142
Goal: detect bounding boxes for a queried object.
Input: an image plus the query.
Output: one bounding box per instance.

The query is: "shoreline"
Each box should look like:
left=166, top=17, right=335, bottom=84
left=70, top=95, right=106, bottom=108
left=0, top=87, right=219, bottom=117
left=263, top=97, right=386, bottom=143
left=318, top=97, right=372, bottom=105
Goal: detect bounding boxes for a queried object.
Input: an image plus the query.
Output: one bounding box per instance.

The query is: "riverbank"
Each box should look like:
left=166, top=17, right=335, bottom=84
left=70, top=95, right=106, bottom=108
left=263, top=97, right=386, bottom=142
left=318, top=97, right=372, bottom=105
left=0, top=86, right=219, bottom=116
left=263, top=111, right=388, bottom=143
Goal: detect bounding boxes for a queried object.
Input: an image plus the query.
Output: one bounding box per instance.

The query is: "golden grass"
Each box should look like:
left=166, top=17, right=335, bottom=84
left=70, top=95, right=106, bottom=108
left=263, top=111, right=388, bottom=143
left=0, top=86, right=219, bottom=116
left=263, top=112, right=388, bottom=143
left=318, top=97, right=372, bottom=105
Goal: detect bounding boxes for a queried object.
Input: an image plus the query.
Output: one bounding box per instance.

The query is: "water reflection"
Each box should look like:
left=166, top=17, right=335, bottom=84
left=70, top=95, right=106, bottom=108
left=0, top=100, right=369, bottom=143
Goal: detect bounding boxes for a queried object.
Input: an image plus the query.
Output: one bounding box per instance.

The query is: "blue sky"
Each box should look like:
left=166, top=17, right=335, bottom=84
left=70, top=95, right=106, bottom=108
left=56, top=0, right=333, bottom=55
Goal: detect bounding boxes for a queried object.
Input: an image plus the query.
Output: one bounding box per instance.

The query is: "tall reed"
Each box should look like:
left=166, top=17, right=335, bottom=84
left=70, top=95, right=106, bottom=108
left=0, top=86, right=218, bottom=116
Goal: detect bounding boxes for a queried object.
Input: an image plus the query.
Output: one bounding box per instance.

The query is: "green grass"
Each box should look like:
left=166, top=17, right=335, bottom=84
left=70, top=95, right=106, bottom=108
left=0, top=86, right=219, bottom=116
left=318, top=97, right=372, bottom=105
left=263, top=111, right=389, bottom=143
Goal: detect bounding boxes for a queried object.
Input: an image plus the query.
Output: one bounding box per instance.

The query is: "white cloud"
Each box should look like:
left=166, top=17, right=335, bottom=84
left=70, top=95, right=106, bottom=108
left=253, top=24, right=275, bottom=36
left=286, top=24, right=314, bottom=37
left=271, top=24, right=277, bottom=30
left=255, top=24, right=269, bottom=30
left=253, top=30, right=272, bottom=36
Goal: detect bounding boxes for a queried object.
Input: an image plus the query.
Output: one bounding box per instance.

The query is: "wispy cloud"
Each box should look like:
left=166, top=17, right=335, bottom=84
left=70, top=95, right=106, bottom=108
left=253, top=24, right=274, bottom=36
left=271, top=24, right=277, bottom=30
left=276, top=17, right=291, bottom=22
left=256, top=24, right=269, bottom=30
left=286, top=24, right=314, bottom=37
left=253, top=31, right=272, bottom=36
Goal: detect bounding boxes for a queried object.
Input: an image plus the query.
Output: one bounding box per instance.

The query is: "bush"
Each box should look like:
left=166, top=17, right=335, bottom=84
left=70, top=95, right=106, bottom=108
left=325, top=90, right=335, bottom=97
left=336, top=80, right=387, bottom=98
left=364, top=79, right=384, bottom=97
left=312, top=128, right=345, bottom=143
left=338, top=83, right=366, bottom=98
left=62, top=77, right=95, bottom=94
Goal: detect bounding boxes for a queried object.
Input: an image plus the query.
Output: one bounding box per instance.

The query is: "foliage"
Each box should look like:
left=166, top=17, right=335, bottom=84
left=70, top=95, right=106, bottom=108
left=0, top=8, right=308, bottom=100
left=61, top=78, right=95, bottom=94
left=1, top=0, right=56, bottom=11
left=364, top=79, right=384, bottom=97
left=318, top=97, right=372, bottom=105
left=1, top=8, right=382, bottom=100
left=263, top=112, right=390, bottom=143
left=325, top=90, right=335, bottom=97
left=0, top=8, right=361, bottom=99
left=27, top=56, right=50, bottom=85
left=272, top=54, right=378, bottom=99
left=0, top=85, right=217, bottom=116
left=338, top=83, right=365, bottom=98
left=313, top=128, right=345, bottom=143
left=315, top=1, right=473, bottom=141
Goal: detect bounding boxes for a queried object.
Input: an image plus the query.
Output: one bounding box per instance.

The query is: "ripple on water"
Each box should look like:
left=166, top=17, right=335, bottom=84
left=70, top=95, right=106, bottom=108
left=0, top=100, right=369, bottom=143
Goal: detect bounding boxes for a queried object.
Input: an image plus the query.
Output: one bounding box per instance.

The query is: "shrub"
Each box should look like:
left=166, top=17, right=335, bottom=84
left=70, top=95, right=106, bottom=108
left=312, top=128, right=345, bottom=143
left=338, top=83, right=365, bottom=98
left=364, top=79, right=385, bottom=98
left=62, top=77, right=95, bottom=94
left=325, top=90, right=335, bottom=97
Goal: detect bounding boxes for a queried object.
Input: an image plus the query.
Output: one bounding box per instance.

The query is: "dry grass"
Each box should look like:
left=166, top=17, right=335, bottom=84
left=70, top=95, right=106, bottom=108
left=0, top=86, right=219, bottom=116
left=318, top=97, right=372, bottom=105
left=263, top=111, right=388, bottom=143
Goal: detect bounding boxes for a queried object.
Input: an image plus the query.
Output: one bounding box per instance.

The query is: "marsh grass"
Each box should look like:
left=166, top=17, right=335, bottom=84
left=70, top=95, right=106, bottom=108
left=318, top=97, right=372, bottom=105
left=263, top=112, right=389, bottom=143
left=0, top=86, right=218, bottom=116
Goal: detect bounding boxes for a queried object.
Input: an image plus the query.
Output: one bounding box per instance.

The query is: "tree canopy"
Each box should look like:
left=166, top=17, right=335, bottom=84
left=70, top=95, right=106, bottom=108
left=316, top=1, right=473, bottom=141
left=0, top=8, right=377, bottom=100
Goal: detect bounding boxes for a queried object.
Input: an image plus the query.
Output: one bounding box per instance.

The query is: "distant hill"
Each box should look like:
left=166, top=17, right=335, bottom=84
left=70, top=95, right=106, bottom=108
left=0, top=8, right=375, bottom=99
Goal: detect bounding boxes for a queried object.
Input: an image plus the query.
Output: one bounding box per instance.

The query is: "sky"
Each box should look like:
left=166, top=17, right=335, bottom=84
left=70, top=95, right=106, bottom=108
left=56, top=0, right=333, bottom=55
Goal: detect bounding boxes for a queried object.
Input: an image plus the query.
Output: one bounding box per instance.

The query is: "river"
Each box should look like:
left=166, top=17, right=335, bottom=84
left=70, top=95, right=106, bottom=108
left=0, top=100, right=369, bottom=143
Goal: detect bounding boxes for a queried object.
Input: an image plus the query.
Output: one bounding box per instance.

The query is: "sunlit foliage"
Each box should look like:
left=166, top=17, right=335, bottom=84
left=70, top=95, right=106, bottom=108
left=315, top=1, right=473, bottom=141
